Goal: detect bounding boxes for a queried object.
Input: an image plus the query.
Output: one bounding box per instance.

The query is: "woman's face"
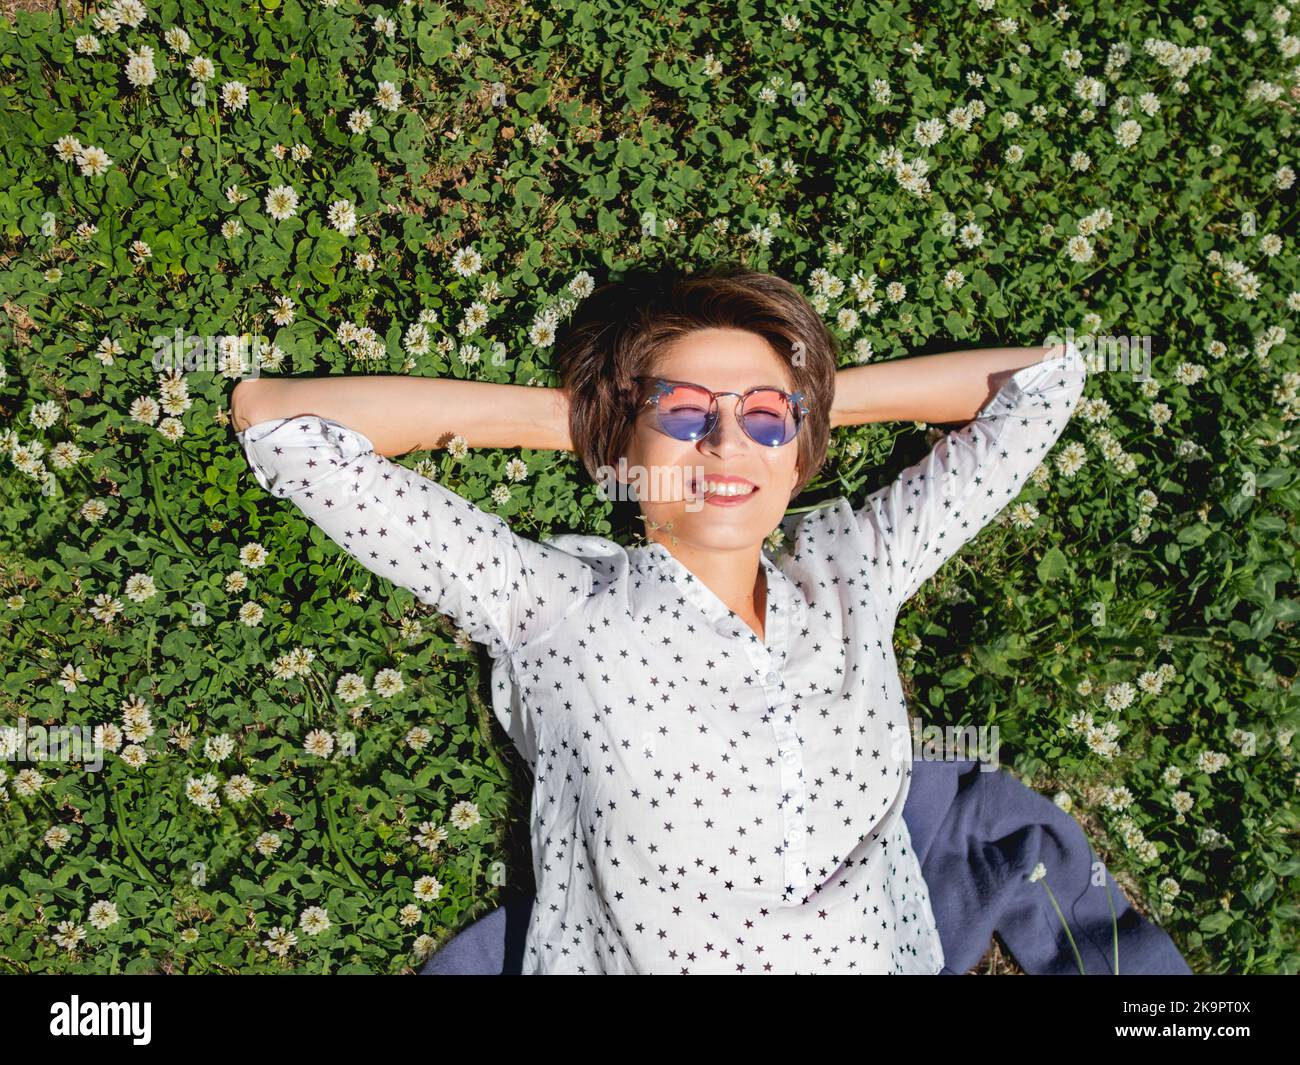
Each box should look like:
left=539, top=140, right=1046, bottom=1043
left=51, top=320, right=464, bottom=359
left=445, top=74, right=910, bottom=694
left=619, top=327, right=802, bottom=553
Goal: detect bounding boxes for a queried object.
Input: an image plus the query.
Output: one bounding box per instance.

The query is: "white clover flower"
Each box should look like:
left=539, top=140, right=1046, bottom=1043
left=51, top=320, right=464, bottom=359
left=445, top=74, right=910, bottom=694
left=204, top=732, right=235, bottom=761
left=112, top=0, right=148, bottom=28
left=254, top=831, right=283, bottom=857
left=164, top=27, right=191, bottom=54
left=53, top=921, right=87, bottom=951
left=1114, top=119, right=1142, bottom=147
left=76, top=145, right=113, bottom=177
left=1008, top=501, right=1039, bottom=528
left=224, top=775, right=255, bottom=803
left=122, top=573, right=157, bottom=602
left=374, top=667, right=405, bottom=697
left=57, top=662, right=88, bottom=693
left=221, top=81, right=249, bottom=110
left=270, top=294, right=295, bottom=326
left=88, top=593, right=125, bottom=624
left=1104, top=681, right=1136, bottom=711
left=264, top=927, right=296, bottom=956
left=403, top=321, right=430, bottom=356
left=87, top=900, right=121, bottom=930
left=184, top=774, right=220, bottom=811
left=1196, top=750, right=1229, bottom=773
left=264, top=185, right=299, bottom=221
left=1066, top=235, right=1094, bottom=263
left=913, top=117, right=945, bottom=147
left=80, top=498, right=110, bottom=523
left=335, top=672, right=368, bottom=703
left=413, top=875, right=442, bottom=902
left=53, top=134, right=83, bottom=162
left=92, top=6, right=121, bottom=31
left=29, top=399, right=61, bottom=429
left=451, top=245, right=482, bottom=277
left=20, top=775, right=50, bottom=801
left=124, top=44, right=157, bottom=88
left=327, top=198, right=357, bottom=235
left=405, top=725, right=432, bottom=750
left=375, top=80, right=402, bottom=112
left=303, top=729, right=335, bottom=758
left=449, top=799, right=481, bottom=829
left=958, top=222, right=985, bottom=248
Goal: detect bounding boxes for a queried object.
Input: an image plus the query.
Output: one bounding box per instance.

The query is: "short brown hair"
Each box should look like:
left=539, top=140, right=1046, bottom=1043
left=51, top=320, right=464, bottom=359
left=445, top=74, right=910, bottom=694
left=554, top=264, right=839, bottom=501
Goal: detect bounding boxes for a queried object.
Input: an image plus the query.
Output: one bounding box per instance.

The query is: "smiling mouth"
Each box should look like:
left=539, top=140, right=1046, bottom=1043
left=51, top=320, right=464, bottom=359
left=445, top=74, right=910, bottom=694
left=689, top=475, right=760, bottom=498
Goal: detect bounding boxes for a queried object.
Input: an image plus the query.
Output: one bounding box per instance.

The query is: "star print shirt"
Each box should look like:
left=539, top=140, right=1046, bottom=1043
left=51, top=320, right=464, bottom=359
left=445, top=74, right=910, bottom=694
left=235, top=342, right=1086, bottom=974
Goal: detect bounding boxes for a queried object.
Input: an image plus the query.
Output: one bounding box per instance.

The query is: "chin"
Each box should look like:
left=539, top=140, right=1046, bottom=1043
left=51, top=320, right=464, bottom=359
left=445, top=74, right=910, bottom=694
left=662, top=512, right=778, bottom=552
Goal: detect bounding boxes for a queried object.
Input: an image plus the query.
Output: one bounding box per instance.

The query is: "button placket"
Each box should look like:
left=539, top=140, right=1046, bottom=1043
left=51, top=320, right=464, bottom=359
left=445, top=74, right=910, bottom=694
left=757, top=580, right=807, bottom=904
left=774, top=706, right=807, bottom=903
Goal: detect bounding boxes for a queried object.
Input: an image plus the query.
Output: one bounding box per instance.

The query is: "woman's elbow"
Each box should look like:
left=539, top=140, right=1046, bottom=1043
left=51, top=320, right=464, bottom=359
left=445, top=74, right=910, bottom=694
left=230, top=378, right=267, bottom=433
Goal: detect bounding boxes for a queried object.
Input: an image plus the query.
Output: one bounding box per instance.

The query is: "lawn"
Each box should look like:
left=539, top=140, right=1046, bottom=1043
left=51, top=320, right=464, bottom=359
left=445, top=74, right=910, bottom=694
left=0, top=0, right=1297, bottom=973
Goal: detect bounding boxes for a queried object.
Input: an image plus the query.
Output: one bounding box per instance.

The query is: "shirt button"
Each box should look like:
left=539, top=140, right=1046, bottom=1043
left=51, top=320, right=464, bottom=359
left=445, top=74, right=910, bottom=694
left=782, top=751, right=797, bottom=766
left=765, top=671, right=780, bottom=685
left=787, top=828, right=802, bottom=844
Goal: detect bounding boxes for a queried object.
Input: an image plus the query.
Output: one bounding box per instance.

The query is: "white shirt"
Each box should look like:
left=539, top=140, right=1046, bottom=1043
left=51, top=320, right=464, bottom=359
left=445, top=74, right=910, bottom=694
left=236, top=342, right=1086, bottom=974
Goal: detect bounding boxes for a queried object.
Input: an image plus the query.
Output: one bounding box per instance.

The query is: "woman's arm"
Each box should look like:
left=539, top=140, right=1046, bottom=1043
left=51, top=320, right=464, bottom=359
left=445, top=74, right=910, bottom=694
left=830, top=343, right=1075, bottom=428
left=230, top=375, right=573, bottom=456
left=847, top=341, right=1088, bottom=615
left=234, top=413, right=595, bottom=662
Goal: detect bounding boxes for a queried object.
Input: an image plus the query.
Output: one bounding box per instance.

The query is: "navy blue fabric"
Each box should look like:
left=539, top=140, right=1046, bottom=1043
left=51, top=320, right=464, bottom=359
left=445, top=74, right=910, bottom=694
left=420, top=758, right=1193, bottom=975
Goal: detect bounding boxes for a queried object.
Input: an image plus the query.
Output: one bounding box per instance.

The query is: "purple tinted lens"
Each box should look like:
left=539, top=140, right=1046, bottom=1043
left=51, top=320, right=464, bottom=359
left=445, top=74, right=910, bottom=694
left=742, top=391, right=798, bottom=446
left=656, top=385, right=714, bottom=440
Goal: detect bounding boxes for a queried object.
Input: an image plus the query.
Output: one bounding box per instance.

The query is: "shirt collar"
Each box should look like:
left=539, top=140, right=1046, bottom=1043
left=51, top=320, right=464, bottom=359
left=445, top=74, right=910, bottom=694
left=628, top=541, right=806, bottom=644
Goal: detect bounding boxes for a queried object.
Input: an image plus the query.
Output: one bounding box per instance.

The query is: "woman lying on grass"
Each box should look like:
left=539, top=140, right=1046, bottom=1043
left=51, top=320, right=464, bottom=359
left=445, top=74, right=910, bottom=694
left=230, top=264, right=1189, bottom=974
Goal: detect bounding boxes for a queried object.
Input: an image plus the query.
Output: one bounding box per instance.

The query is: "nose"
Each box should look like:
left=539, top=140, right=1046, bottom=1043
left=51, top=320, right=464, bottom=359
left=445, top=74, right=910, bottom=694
left=699, top=395, right=748, bottom=456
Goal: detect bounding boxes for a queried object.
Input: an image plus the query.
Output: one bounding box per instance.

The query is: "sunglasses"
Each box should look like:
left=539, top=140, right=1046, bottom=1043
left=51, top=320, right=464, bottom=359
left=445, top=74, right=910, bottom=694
left=633, top=375, right=810, bottom=447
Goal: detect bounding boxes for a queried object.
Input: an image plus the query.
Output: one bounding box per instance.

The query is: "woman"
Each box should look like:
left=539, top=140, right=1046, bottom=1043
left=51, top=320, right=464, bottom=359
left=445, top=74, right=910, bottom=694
left=231, top=266, right=1130, bottom=974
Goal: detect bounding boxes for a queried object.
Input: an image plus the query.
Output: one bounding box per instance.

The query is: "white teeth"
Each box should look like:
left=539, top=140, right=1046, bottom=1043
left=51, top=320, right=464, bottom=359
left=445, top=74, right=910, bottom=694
left=700, top=481, right=755, bottom=496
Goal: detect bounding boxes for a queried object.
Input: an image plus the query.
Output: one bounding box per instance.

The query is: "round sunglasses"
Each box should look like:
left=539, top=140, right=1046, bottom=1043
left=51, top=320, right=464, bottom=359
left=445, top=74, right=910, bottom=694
left=633, top=375, right=810, bottom=447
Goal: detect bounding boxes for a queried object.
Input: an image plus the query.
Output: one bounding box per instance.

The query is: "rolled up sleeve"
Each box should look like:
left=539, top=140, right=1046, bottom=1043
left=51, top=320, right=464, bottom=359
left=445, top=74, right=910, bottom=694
left=853, top=343, right=1088, bottom=615
left=237, top=414, right=593, bottom=658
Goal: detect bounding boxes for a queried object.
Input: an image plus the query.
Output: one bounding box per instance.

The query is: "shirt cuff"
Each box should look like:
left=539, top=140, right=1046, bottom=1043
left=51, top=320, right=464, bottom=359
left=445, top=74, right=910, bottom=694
left=236, top=414, right=378, bottom=498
